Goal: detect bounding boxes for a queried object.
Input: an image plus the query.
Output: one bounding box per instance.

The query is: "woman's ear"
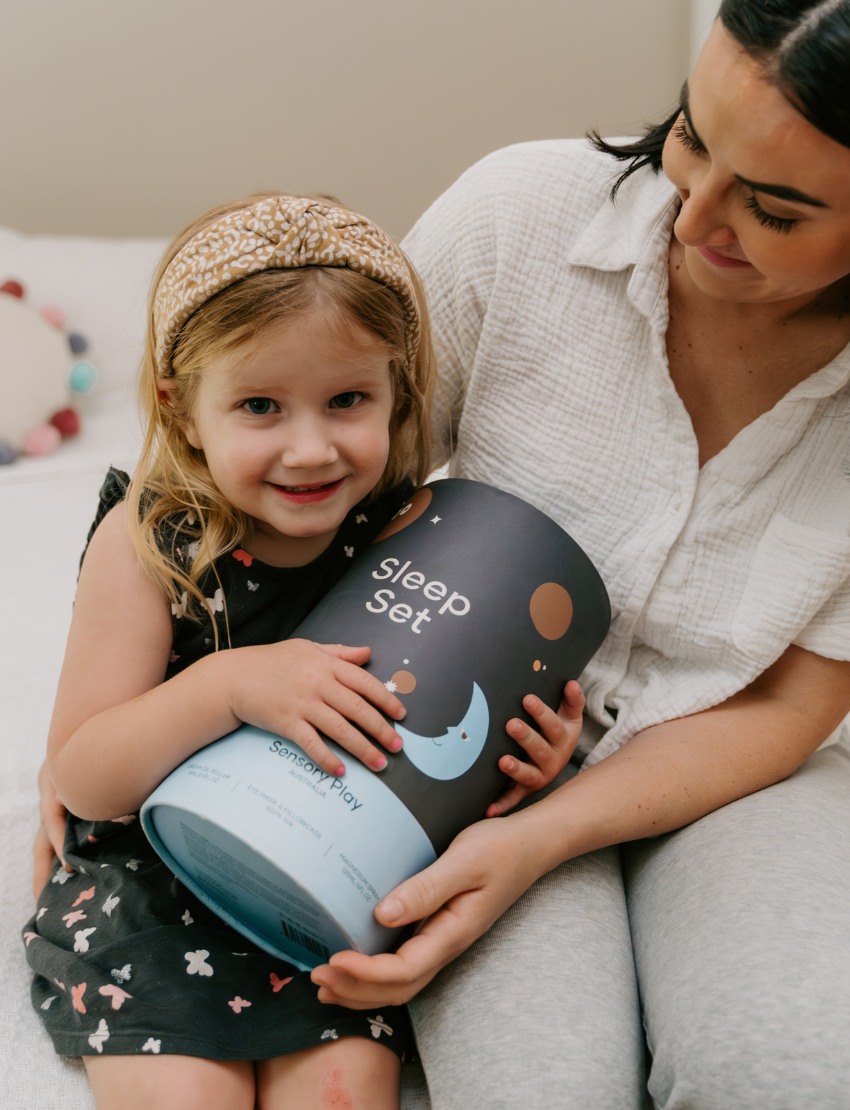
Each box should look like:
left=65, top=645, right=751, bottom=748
left=156, top=377, right=202, bottom=449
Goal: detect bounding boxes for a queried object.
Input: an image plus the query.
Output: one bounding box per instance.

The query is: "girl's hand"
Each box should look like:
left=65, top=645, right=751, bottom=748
left=310, top=815, right=544, bottom=1009
left=33, top=759, right=70, bottom=900
left=486, top=680, right=585, bottom=817
left=228, top=639, right=407, bottom=777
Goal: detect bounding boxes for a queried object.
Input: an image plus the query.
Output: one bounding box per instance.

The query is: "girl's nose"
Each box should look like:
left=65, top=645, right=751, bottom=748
left=280, top=418, right=339, bottom=470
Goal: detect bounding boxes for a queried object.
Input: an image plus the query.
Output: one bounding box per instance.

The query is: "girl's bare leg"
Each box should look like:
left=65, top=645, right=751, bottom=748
left=257, top=1036, right=401, bottom=1110
left=83, top=1054, right=255, bottom=1110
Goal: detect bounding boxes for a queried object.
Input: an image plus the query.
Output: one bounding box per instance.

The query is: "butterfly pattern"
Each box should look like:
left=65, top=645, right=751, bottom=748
left=184, top=950, right=213, bottom=977
left=22, top=473, right=417, bottom=1065
left=74, top=928, right=97, bottom=953
left=88, top=1019, right=110, bottom=1053
left=99, top=985, right=132, bottom=1010
left=102, top=894, right=120, bottom=916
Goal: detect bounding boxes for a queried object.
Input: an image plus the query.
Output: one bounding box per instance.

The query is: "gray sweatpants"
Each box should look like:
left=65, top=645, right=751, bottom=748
left=401, top=735, right=850, bottom=1109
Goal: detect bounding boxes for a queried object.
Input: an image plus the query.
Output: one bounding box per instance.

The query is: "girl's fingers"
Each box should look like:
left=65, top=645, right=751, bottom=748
left=326, top=683, right=404, bottom=754
left=319, top=643, right=371, bottom=665
left=307, top=706, right=389, bottom=774
left=485, top=781, right=530, bottom=817
left=559, top=679, right=586, bottom=719
left=286, top=721, right=349, bottom=778
left=335, top=661, right=407, bottom=722
left=32, top=823, right=57, bottom=901
left=499, top=753, right=543, bottom=789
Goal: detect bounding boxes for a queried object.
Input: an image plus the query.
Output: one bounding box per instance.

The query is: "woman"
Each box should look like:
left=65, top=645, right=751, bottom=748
left=309, top=2, right=850, bottom=1106
left=36, top=1, right=850, bottom=1106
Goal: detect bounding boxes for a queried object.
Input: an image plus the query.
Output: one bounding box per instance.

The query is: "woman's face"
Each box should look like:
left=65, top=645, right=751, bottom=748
left=662, top=21, right=850, bottom=306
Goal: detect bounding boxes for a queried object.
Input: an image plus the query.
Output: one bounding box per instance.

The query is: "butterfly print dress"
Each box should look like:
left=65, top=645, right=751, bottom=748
left=23, top=468, right=415, bottom=1062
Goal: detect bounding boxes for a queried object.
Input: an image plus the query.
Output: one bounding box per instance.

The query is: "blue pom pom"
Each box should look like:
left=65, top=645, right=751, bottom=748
left=0, top=442, right=17, bottom=465
left=68, top=333, right=89, bottom=355
left=68, top=361, right=98, bottom=395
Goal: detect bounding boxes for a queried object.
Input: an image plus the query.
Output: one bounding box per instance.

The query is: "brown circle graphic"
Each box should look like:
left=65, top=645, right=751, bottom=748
left=533, top=659, right=541, bottom=672
left=530, top=582, right=573, bottom=640
left=372, top=487, right=433, bottom=543
left=391, top=670, right=417, bottom=694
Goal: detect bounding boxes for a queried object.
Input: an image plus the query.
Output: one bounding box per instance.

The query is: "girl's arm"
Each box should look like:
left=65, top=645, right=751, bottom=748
left=311, top=644, right=850, bottom=1008
left=48, top=505, right=407, bottom=820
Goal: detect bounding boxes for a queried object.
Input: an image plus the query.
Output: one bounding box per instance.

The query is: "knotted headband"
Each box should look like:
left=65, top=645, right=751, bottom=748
left=153, top=196, right=421, bottom=376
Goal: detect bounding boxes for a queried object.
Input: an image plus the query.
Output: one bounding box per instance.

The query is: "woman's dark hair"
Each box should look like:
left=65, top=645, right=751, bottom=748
left=590, top=0, right=850, bottom=196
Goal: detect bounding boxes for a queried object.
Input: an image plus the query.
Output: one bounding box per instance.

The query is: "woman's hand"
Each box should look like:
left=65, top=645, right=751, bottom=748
left=487, top=679, right=585, bottom=816
left=33, top=759, right=70, bottom=900
left=310, top=813, right=546, bottom=1008
left=227, top=639, right=407, bottom=777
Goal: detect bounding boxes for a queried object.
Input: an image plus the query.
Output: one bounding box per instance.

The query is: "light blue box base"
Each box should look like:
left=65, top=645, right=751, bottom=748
left=141, top=727, right=437, bottom=970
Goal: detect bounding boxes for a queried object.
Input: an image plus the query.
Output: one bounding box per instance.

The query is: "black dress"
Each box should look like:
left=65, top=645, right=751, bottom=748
left=23, top=468, right=416, bottom=1062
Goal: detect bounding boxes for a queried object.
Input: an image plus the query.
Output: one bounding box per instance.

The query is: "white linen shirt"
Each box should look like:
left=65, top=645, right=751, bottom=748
left=403, top=139, right=850, bottom=766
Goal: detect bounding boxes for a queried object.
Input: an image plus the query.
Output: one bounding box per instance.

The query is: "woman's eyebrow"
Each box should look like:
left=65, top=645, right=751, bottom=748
left=734, top=175, right=828, bottom=208
left=681, top=80, right=829, bottom=209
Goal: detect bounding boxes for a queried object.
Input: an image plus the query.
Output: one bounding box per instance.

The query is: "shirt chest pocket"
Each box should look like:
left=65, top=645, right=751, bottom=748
left=732, top=514, right=850, bottom=666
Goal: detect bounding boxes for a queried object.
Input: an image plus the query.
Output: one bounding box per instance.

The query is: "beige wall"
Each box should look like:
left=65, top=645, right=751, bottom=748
left=0, top=0, right=688, bottom=241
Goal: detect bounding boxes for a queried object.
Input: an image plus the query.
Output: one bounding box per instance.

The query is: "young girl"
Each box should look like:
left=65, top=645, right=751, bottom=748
left=24, top=194, right=585, bottom=1110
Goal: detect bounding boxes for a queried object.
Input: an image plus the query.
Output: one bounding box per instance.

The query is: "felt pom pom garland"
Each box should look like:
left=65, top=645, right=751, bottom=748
left=0, top=278, right=98, bottom=463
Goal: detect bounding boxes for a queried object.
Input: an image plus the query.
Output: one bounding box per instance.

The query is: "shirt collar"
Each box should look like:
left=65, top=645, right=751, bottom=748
left=568, top=167, right=680, bottom=319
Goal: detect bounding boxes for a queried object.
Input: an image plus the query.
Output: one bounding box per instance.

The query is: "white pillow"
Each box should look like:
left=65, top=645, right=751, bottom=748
left=0, top=226, right=168, bottom=477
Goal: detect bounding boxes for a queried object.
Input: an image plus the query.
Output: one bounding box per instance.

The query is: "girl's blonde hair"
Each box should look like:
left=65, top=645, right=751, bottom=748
left=126, top=193, right=435, bottom=635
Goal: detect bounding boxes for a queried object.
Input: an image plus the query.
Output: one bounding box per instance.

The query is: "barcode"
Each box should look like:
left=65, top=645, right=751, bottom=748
left=280, top=918, right=330, bottom=962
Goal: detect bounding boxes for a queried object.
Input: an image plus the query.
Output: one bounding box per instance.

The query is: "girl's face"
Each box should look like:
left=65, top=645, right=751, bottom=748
left=177, top=313, right=395, bottom=560
left=662, top=21, right=850, bottom=306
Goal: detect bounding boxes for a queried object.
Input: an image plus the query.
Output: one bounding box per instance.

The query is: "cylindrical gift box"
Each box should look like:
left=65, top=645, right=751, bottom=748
left=141, top=479, right=610, bottom=970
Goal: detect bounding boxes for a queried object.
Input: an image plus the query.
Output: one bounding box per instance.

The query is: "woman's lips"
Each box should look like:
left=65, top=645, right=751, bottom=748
left=269, top=478, right=344, bottom=504
left=695, top=244, right=753, bottom=269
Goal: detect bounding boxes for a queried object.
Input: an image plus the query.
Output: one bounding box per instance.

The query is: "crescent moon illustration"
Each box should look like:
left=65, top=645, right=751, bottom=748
left=396, top=683, right=490, bottom=780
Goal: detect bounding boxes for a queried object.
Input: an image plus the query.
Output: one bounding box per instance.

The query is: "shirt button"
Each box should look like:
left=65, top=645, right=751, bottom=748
left=670, top=496, right=682, bottom=513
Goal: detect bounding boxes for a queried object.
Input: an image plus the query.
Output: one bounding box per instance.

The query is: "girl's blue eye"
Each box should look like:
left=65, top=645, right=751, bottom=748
left=330, top=391, right=364, bottom=410
left=243, top=398, right=276, bottom=415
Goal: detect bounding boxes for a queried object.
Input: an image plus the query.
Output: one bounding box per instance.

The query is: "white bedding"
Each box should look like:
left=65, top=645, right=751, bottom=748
left=0, top=226, right=429, bottom=1107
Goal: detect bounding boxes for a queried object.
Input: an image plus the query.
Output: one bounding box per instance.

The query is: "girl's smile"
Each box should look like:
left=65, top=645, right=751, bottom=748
left=171, top=313, right=395, bottom=567
left=269, top=478, right=345, bottom=504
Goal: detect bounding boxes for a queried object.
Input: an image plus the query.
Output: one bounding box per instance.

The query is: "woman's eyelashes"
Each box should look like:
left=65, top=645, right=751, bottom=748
left=675, top=119, right=706, bottom=155
left=743, top=194, right=797, bottom=234
left=675, top=120, right=799, bottom=235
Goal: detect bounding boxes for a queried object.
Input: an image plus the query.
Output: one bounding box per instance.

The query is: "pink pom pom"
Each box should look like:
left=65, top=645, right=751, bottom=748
left=0, top=280, right=24, bottom=298
left=23, top=424, right=62, bottom=456
left=41, top=305, right=65, bottom=329
left=50, top=407, right=81, bottom=437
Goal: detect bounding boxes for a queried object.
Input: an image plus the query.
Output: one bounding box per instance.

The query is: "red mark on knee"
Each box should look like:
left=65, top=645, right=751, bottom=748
left=321, top=1065, right=354, bottom=1109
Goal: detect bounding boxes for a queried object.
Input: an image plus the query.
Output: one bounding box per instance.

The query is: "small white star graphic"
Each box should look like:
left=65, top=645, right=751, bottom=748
left=355, top=513, right=368, bottom=524
left=384, top=680, right=398, bottom=693
left=430, top=515, right=441, bottom=524
left=344, top=545, right=355, bottom=557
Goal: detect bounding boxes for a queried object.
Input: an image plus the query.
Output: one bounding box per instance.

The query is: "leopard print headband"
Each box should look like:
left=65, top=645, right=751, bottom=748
left=153, top=196, right=421, bottom=376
